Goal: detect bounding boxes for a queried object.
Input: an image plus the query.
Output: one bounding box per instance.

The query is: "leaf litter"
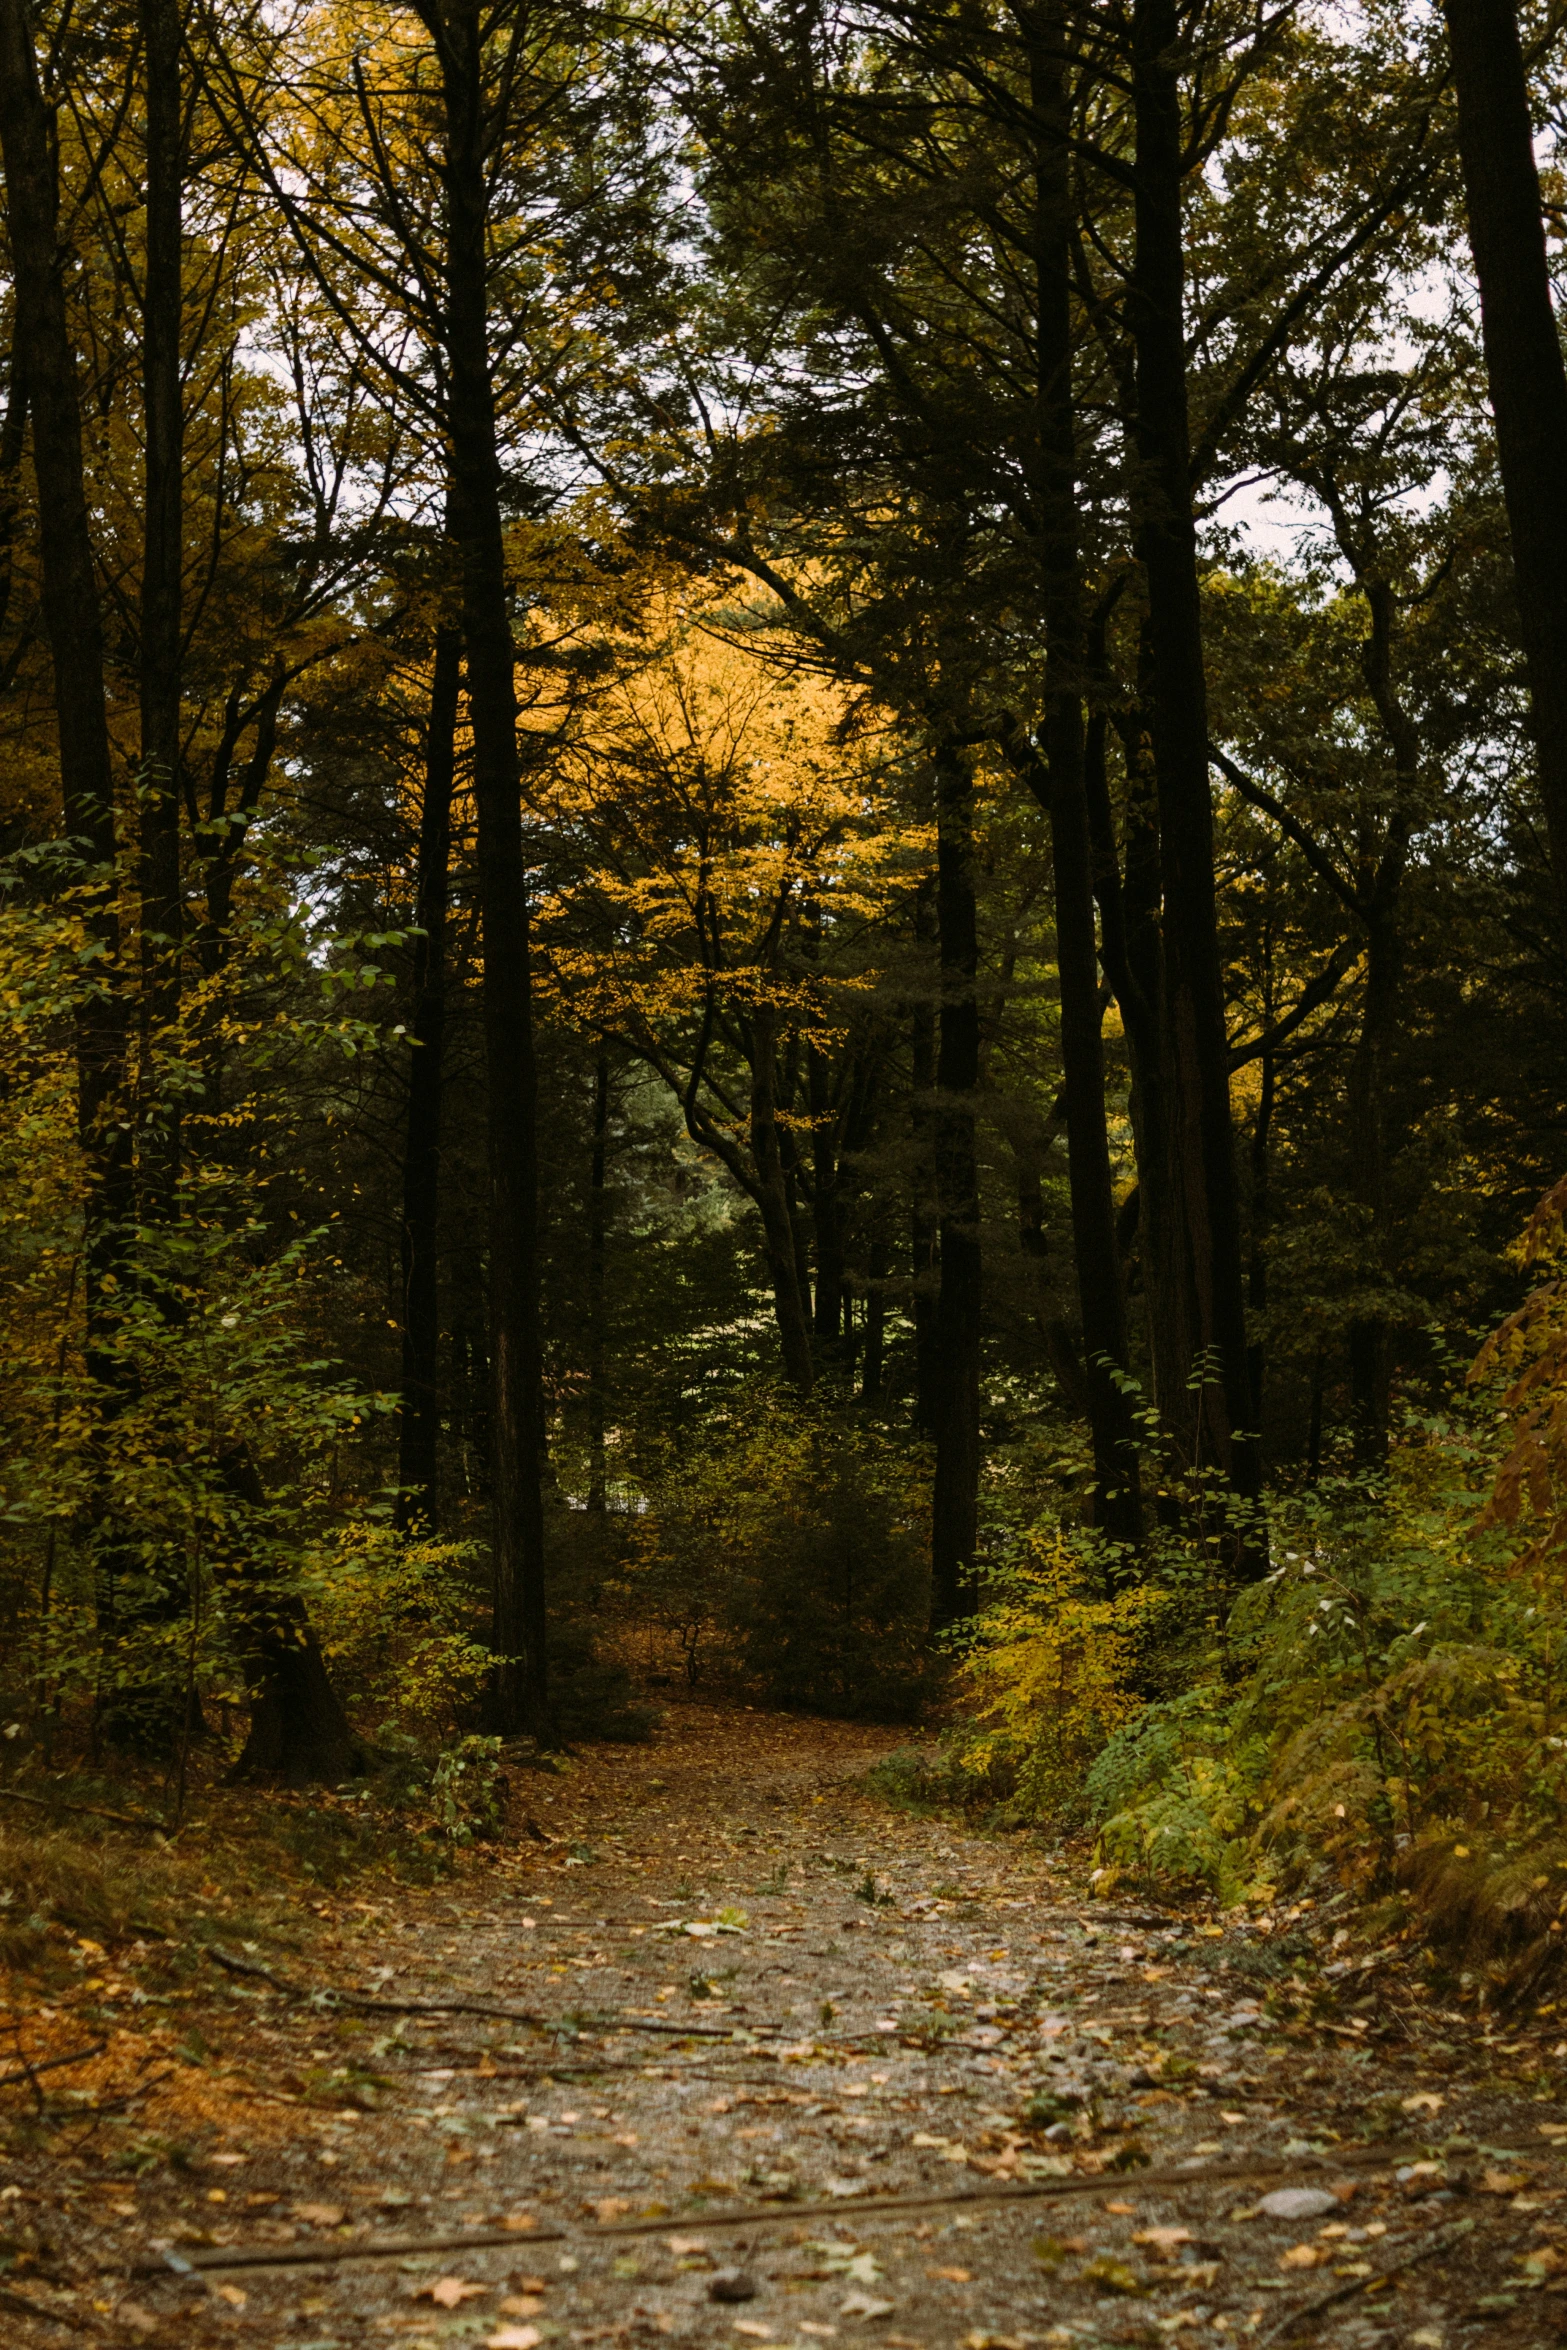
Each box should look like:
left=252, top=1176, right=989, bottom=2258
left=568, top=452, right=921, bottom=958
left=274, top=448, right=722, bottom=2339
left=0, top=1694, right=1562, bottom=2346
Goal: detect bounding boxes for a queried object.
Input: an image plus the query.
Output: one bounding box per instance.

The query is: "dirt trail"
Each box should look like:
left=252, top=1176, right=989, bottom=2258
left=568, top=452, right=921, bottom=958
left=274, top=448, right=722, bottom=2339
left=6, top=1700, right=1566, bottom=2349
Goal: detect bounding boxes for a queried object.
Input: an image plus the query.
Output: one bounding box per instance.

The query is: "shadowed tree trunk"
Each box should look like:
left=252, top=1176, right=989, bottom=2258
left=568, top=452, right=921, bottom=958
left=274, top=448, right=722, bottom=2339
left=747, top=1000, right=816, bottom=1390
left=1014, top=0, right=1143, bottom=1557
left=0, top=0, right=138, bottom=1669
left=930, top=741, right=982, bottom=1627
left=587, top=1053, right=609, bottom=1511
left=220, top=1446, right=367, bottom=1786
left=426, top=0, right=547, bottom=1731
left=396, top=626, right=460, bottom=1533
left=910, top=877, right=939, bottom=1434
left=1442, top=0, right=1567, bottom=927
left=138, top=0, right=184, bottom=1220
left=1128, top=0, right=1261, bottom=1551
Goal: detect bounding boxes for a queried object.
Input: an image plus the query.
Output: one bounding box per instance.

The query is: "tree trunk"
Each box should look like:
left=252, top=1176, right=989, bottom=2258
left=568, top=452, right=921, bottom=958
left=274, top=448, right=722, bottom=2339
left=0, top=0, right=138, bottom=1666
left=748, top=1000, right=816, bottom=1389
left=219, top=1445, right=367, bottom=1786
left=396, top=626, right=460, bottom=1533
left=138, top=0, right=184, bottom=1220
left=0, top=0, right=131, bottom=1323
left=435, top=0, right=546, bottom=1731
left=930, top=742, right=982, bottom=1627
left=861, top=1233, right=887, bottom=1400
left=587, top=1052, right=609, bottom=1511
left=1442, top=0, right=1567, bottom=925
left=1025, top=0, right=1143, bottom=1556
left=1247, top=1033, right=1273, bottom=1435
left=1347, top=904, right=1398, bottom=1470
left=910, top=879, right=940, bottom=1433
left=1129, top=0, right=1260, bottom=1545
left=808, top=1037, right=845, bottom=1355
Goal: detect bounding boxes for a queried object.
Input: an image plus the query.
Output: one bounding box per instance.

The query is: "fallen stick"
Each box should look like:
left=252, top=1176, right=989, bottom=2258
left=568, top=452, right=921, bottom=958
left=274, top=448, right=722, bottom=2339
left=0, top=2042, right=107, bottom=2092
left=138, top=2221, right=568, bottom=2277
left=0, top=1787, right=161, bottom=1832
left=0, top=2280, right=88, bottom=2331
left=135, top=2141, right=1421, bottom=2277
left=206, top=1943, right=795, bottom=2043
left=203, top=1944, right=998, bottom=2059
left=1255, top=2215, right=1475, bottom=2347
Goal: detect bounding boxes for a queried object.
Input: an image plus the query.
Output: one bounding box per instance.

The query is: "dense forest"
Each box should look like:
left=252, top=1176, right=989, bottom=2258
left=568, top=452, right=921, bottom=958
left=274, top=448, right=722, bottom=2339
left=4, top=0, right=1567, bottom=1955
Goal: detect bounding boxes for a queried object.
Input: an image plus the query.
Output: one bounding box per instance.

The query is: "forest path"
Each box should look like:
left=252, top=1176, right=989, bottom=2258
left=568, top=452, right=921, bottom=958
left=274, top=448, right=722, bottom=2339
left=13, top=1698, right=1567, bottom=2350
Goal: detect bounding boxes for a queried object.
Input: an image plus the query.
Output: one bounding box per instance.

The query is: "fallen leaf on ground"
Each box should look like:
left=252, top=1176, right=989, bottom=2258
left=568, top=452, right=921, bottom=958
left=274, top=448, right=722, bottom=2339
left=927, top=2266, right=972, bottom=2282
left=294, top=2202, right=345, bottom=2226
left=1279, top=2244, right=1321, bottom=2270
left=215, top=2285, right=247, bottom=2308
left=498, top=2295, right=544, bottom=2316
left=416, top=2276, right=491, bottom=2308
left=840, top=2292, right=896, bottom=2320
left=486, top=2329, right=541, bottom=2350
left=1133, top=2228, right=1193, bottom=2257
left=1401, top=2092, right=1444, bottom=2114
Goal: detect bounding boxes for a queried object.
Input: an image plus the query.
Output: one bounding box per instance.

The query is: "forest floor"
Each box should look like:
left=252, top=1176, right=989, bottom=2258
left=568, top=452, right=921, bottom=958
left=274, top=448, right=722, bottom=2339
left=3, top=1697, right=1566, bottom=2350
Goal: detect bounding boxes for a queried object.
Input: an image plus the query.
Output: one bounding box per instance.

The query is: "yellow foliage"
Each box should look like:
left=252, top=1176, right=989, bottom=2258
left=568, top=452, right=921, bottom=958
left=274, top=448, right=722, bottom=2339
left=953, top=1537, right=1168, bottom=1814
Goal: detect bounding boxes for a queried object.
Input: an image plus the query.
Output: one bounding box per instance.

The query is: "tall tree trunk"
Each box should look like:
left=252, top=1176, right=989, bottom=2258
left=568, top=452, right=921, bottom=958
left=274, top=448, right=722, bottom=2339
left=1442, top=0, right=1567, bottom=925
left=0, top=0, right=136, bottom=1631
left=808, top=1037, right=845, bottom=1354
left=1247, top=1033, right=1273, bottom=1435
left=139, top=0, right=183, bottom=1219
left=1129, top=0, right=1260, bottom=1545
left=396, top=626, right=460, bottom=1533
left=748, top=1001, right=816, bottom=1390
left=861, top=1233, right=887, bottom=1400
left=930, top=742, right=982, bottom=1627
left=1347, top=904, right=1399, bottom=1471
left=219, top=1445, right=368, bottom=1785
left=586, top=1052, right=609, bottom=1511
left=910, top=879, right=939, bottom=1433
left=435, top=0, right=546, bottom=1731
left=1025, top=0, right=1143, bottom=1556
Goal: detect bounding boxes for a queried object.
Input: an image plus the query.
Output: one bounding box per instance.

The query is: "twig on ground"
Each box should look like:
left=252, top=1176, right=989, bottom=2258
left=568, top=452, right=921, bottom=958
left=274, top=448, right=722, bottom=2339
left=0, top=2042, right=106, bottom=2092
left=1255, top=2215, right=1475, bottom=2346
left=204, top=1943, right=785, bottom=2041
left=0, top=2280, right=89, bottom=2331
left=135, top=2142, right=1421, bottom=2277
left=138, top=2221, right=569, bottom=2277
left=0, top=1787, right=161, bottom=1832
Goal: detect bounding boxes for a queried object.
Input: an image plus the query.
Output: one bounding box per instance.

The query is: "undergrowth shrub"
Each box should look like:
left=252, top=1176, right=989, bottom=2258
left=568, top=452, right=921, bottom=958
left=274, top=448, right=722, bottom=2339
left=932, top=1180, right=1567, bottom=1997
left=949, top=1533, right=1171, bottom=1824
left=630, top=1387, right=933, bottom=1718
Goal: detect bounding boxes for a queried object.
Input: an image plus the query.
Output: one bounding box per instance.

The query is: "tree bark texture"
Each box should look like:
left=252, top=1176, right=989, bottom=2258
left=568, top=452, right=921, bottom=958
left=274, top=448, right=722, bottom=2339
left=909, top=878, right=939, bottom=1433
left=1443, top=0, right=1567, bottom=926
left=0, top=0, right=133, bottom=1377
left=808, top=1036, right=845, bottom=1352
left=219, top=1445, right=367, bottom=1786
left=587, top=1052, right=609, bottom=1510
left=1026, top=0, right=1143, bottom=1554
left=138, top=0, right=184, bottom=1217
left=433, top=0, right=547, bottom=1730
left=396, top=626, right=461, bottom=1533
left=1129, top=0, right=1260, bottom=1536
left=930, top=743, right=982, bottom=1627
left=748, top=999, right=816, bottom=1390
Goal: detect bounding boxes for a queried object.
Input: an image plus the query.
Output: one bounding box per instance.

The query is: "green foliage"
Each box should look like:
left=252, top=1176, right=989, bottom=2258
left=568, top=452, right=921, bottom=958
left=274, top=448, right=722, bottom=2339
left=429, top=1735, right=506, bottom=1844
left=629, top=1387, right=933, bottom=1718
left=944, top=1530, right=1172, bottom=1823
